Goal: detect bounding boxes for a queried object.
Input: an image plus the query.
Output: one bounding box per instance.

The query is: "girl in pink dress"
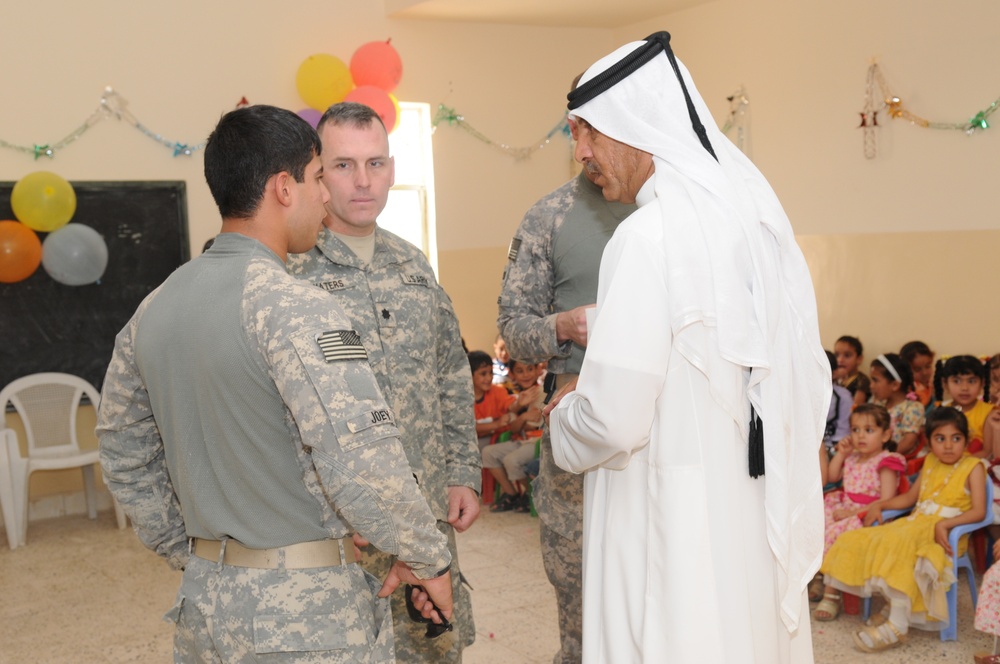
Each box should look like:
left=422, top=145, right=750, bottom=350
left=813, top=403, right=906, bottom=621
left=975, top=540, right=1000, bottom=663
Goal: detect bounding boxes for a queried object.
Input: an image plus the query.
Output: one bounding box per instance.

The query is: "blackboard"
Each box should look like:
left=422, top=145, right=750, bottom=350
left=0, top=181, right=189, bottom=392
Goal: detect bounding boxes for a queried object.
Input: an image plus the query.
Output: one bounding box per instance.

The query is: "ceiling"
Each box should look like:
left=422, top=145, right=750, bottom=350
left=384, top=0, right=712, bottom=29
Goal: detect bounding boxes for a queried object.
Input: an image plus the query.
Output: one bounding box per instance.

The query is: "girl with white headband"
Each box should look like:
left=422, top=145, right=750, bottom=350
left=870, top=353, right=926, bottom=474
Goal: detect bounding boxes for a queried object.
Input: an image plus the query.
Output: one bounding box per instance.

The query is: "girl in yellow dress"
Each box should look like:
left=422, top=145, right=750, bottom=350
left=821, top=407, right=987, bottom=653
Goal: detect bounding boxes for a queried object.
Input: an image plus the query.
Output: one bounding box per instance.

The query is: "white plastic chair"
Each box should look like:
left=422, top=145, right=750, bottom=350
left=0, top=372, right=126, bottom=548
left=0, top=429, right=19, bottom=549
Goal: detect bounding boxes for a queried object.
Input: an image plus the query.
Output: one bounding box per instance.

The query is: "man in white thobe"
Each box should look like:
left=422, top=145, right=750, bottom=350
left=547, top=32, right=830, bottom=663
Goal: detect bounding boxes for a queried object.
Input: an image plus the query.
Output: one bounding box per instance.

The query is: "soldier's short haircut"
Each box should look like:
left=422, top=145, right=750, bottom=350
left=204, top=105, right=321, bottom=219
left=317, top=101, right=387, bottom=134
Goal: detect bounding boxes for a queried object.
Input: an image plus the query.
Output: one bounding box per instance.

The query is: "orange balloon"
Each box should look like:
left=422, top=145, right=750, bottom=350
left=0, top=220, right=42, bottom=283
left=345, top=86, right=397, bottom=133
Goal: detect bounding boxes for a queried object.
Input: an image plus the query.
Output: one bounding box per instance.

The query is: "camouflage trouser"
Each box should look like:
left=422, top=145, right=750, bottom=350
left=540, top=520, right=583, bottom=664
left=535, top=428, right=584, bottom=664
left=361, top=521, right=474, bottom=663
left=167, top=552, right=392, bottom=662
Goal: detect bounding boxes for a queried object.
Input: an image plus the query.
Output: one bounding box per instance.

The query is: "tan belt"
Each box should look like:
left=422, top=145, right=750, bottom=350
left=192, top=537, right=356, bottom=569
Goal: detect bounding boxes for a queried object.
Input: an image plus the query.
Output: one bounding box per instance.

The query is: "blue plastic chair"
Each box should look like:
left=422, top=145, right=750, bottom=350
left=941, top=477, right=994, bottom=641
left=860, top=477, right=994, bottom=641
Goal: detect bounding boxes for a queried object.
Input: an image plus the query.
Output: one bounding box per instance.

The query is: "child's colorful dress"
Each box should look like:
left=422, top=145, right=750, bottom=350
left=880, top=398, right=926, bottom=474
left=822, top=453, right=983, bottom=630
left=976, top=562, right=1000, bottom=636
left=823, top=450, right=906, bottom=553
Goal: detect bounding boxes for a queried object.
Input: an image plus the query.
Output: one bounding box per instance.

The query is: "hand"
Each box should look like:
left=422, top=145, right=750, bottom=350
left=836, top=437, right=854, bottom=456
left=542, top=377, right=578, bottom=417
left=832, top=508, right=853, bottom=521
left=446, top=485, right=480, bottom=533
left=934, top=521, right=952, bottom=556
left=352, top=532, right=370, bottom=560
left=992, top=538, right=1000, bottom=563
left=555, top=305, right=594, bottom=347
left=515, top=385, right=542, bottom=409
left=379, top=561, right=453, bottom=622
left=862, top=505, right=882, bottom=527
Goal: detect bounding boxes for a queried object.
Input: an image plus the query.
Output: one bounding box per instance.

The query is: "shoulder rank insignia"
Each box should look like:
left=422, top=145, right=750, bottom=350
left=317, top=330, right=368, bottom=362
left=507, top=237, right=522, bottom=261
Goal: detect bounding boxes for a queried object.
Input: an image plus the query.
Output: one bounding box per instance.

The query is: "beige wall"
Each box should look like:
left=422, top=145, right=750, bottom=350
left=3, top=1, right=998, bottom=503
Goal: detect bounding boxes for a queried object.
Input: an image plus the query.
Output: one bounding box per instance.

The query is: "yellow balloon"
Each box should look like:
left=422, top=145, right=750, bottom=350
left=296, top=54, right=354, bottom=111
left=389, top=93, right=401, bottom=133
left=11, top=171, right=76, bottom=232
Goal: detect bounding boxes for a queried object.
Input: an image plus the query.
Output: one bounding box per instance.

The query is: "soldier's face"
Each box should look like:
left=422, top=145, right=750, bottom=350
left=573, top=118, right=653, bottom=204
left=287, top=154, right=330, bottom=254
left=319, top=121, right=394, bottom=237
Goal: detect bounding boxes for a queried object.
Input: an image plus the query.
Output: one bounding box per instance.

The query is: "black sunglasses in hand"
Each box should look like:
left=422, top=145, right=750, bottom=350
left=405, top=584, right=454, bottom=639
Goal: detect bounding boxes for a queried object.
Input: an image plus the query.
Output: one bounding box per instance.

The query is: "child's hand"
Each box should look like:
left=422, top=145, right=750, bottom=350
left=993, top=539, right=1000, bottom=562
left=836, top=437, right=854, bottom=456
left=516, top=385, right=541, bottom=408
left=934, top=521, right=953, bottom=556
left=862, top=505, right=882, bottom=527
left=832, top=508, right=853, bottom=521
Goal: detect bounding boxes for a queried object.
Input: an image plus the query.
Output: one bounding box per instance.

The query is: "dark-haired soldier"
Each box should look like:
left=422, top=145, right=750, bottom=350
left=98, top=105, right=452, bottom=661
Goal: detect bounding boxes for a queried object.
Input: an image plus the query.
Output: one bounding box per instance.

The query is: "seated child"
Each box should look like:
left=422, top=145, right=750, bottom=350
left=991, top=354, right=1000, bottom=404
left=491, top=335, right=514, bottom=391
left=812, top=404, right=905, bottom=620
left=974, top=539, right=1000, bottom=663
left=507, top=359, right=545, bottom=433
left=870, top=353, right=925, bottom=466
left=935, top=354, right=995, bottom=458
left=824, top=351, right=854, bottom=455
left=821, top=407, right=987, bottom=653
left=835, top=335, right=872, bottom=408
left=482, top=359, right=545, bottom=513
left=899, top=340, right=935, bottom=409
left=470, top=350, right=515, bottom=452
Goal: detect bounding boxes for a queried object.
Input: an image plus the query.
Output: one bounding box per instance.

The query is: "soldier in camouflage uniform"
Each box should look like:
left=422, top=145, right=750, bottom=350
left=286, top=102, right=480, bottom=663
left=97, top=105, right=452, bottom=663
left=497, top=162, right=635, bottom=664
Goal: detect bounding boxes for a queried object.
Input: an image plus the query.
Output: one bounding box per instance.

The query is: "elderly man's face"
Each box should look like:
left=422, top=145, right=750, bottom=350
left=573, top=119, right=653, bottom=203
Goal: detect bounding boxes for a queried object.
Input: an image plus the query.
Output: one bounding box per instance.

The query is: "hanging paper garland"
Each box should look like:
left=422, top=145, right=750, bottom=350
left=860, top=60, right=999, bottom=159
left=720, top=86, right=751, bottom=157
left=432, top=104, right=570, bottom=160
left=0, top=88, right=250, bottom=160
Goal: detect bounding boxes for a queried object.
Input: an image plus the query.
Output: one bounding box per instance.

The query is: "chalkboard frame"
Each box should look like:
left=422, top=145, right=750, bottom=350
left=0, top=180, right=189, bottom=393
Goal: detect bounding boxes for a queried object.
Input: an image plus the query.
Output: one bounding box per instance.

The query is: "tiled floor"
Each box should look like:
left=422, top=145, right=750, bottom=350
left=0, top=506, right=995, bottom=663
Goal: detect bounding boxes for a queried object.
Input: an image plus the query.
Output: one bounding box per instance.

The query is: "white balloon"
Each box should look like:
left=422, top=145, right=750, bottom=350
left=41, top=223, right=109, bottom=286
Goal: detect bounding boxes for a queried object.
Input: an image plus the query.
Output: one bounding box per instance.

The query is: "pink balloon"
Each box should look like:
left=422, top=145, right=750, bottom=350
left=345, top=86, right=397, bottom=133
left=297, top=108, right=322, bottom=129
left=350, top=40, right=403, bottom=93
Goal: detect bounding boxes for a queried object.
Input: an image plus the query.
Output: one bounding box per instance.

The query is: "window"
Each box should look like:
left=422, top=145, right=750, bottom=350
left=383, top=102, right=437, bottom=274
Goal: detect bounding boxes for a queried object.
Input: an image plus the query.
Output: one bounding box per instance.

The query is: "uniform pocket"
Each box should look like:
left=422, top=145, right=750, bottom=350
left=252, top=613, right=350, bottom=654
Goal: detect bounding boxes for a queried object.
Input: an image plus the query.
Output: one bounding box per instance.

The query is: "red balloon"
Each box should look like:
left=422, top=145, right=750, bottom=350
left=0, top=220, right=42, bottom=283
left=345, top=86, right=398, bottom=133
left=350, top=40, right=403, bottom=93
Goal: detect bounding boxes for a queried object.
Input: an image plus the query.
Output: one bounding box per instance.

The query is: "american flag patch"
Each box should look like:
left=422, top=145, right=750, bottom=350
left=317, top=330, right=368, bottom=362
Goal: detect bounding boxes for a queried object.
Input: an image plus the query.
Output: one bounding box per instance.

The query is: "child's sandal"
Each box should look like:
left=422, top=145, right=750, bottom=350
left=865, top=605, right=889, bottom=627
left=807, top=576, right=824, bottom=603
left=812, top=593, right=841, bottom=622
left=852, top=621, right=906, bottom=653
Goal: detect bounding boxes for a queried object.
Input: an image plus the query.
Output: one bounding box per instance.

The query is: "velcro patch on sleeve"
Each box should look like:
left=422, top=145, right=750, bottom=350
left=317, top=330, right=368, bottom=362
